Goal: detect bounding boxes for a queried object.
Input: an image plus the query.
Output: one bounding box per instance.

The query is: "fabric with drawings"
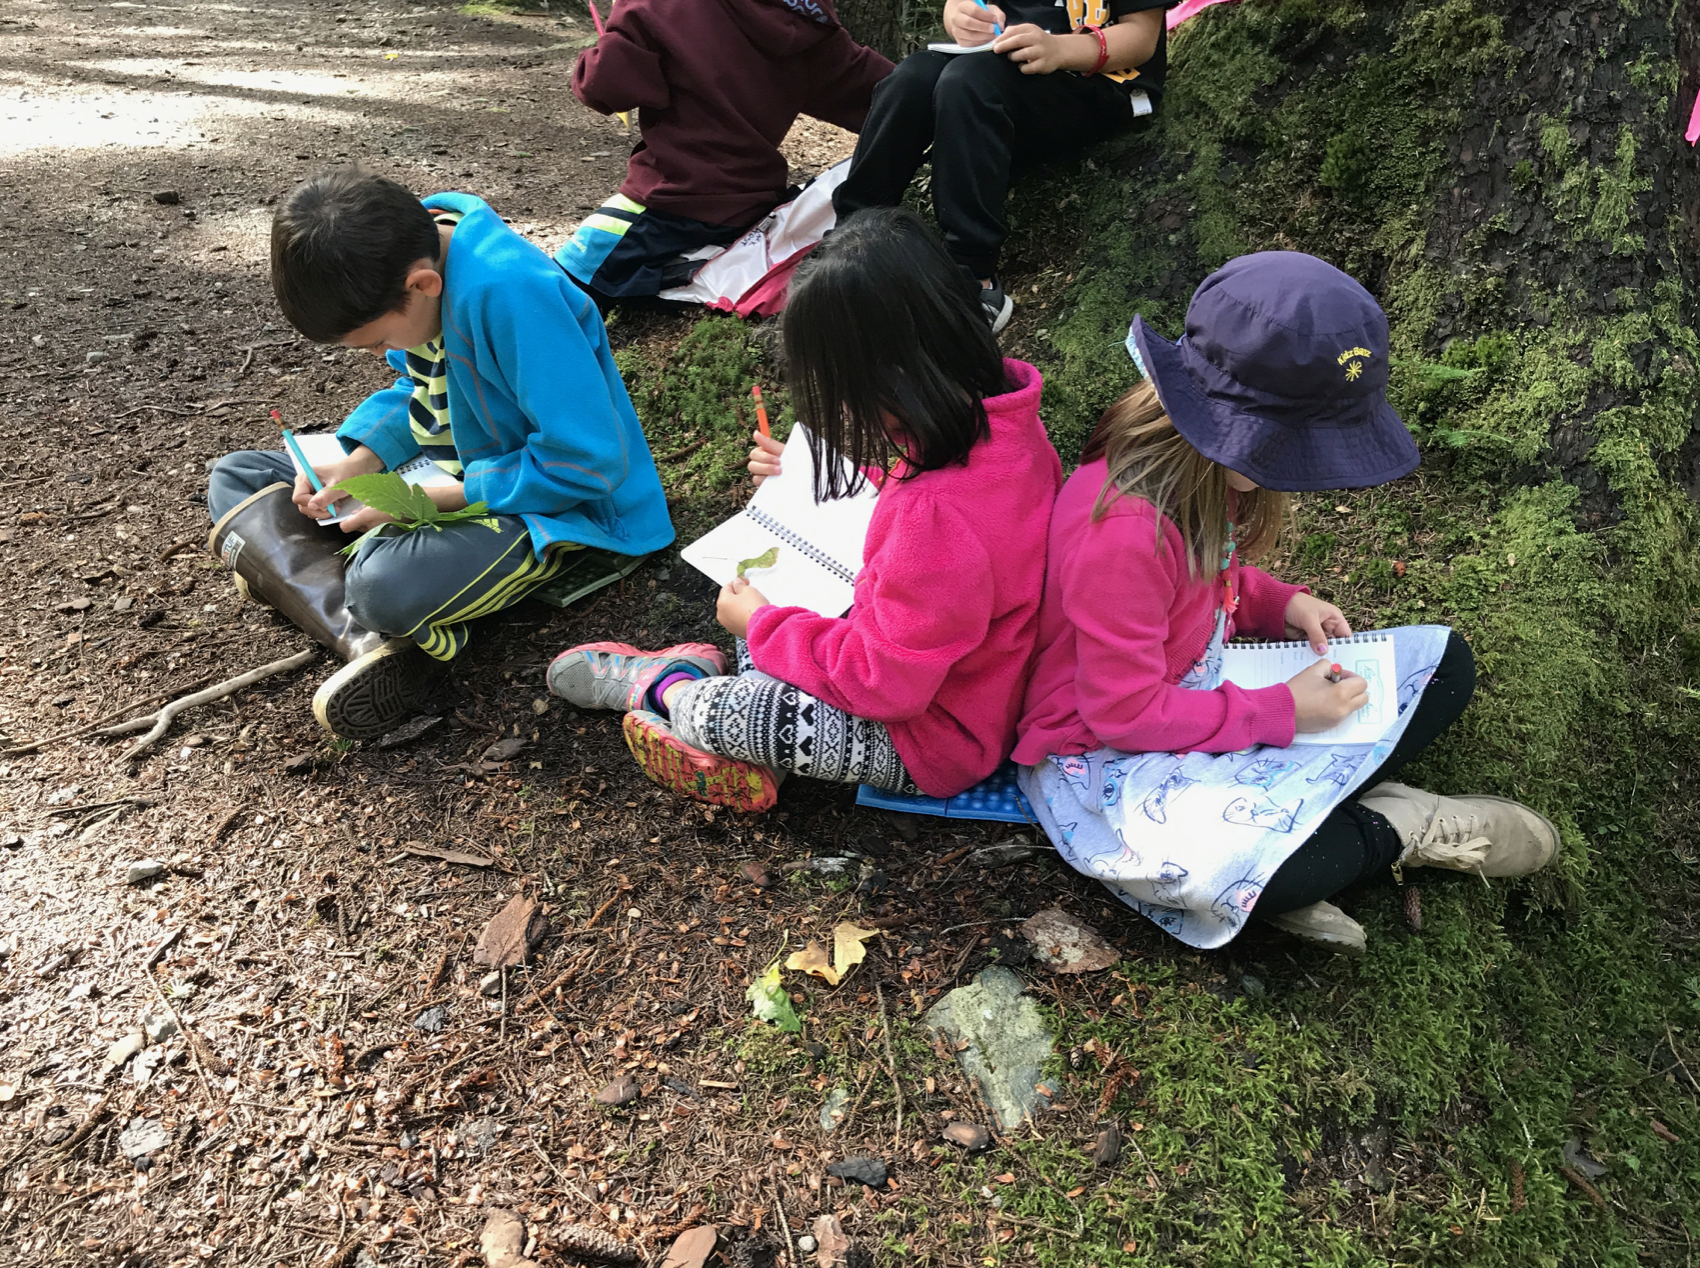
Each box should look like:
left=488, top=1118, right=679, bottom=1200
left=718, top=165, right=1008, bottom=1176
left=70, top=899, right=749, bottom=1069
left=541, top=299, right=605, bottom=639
left=1019, top=623, right=1453, bottom=948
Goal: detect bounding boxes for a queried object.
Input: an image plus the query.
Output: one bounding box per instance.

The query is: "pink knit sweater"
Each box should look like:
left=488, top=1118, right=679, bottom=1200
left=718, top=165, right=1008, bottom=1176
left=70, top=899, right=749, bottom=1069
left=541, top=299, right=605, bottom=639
left=746, top=359, right=1063, bottom=797
left=1012, top=458, right=1307, bottom=763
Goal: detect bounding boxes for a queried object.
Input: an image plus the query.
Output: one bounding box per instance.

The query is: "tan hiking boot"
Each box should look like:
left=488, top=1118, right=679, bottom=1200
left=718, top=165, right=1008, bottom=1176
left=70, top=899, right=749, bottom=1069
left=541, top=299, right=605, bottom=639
left=1358, top=782, right=1559, bottom=879
left=1263, top=900, right=1367, bottom=955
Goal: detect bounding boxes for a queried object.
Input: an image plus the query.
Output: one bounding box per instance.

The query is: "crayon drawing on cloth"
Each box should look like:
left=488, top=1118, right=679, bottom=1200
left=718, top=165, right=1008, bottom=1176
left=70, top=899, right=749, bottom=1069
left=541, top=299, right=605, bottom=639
left=1018, top=623, right=1453, bottom=948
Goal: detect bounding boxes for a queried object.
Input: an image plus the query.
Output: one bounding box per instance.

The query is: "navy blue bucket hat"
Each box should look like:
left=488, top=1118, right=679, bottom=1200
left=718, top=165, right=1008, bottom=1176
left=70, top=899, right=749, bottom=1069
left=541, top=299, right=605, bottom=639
left=1126, top=252, right=1419, bottom=492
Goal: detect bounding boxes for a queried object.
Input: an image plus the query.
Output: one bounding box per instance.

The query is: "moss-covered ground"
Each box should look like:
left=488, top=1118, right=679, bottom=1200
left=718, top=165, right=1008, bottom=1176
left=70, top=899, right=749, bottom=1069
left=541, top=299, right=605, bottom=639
left=606, top=1, right=1699, bottom=1262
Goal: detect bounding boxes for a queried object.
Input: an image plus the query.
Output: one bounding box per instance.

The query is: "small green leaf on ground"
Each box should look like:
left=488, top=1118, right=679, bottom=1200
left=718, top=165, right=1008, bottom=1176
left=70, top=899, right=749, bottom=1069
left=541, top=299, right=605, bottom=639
left=746, top=961, right=801, bottom=1032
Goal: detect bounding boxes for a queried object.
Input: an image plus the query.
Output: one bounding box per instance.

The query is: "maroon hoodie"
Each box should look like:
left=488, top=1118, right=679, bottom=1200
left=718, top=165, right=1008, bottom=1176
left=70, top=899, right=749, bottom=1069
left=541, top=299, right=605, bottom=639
left=573, top=0, right=891, bottom=229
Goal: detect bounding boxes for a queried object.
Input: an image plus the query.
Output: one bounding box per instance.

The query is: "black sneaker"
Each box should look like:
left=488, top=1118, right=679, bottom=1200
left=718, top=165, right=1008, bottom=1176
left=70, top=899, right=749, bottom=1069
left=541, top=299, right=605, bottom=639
left=981, top=280, right=1013, bottom=334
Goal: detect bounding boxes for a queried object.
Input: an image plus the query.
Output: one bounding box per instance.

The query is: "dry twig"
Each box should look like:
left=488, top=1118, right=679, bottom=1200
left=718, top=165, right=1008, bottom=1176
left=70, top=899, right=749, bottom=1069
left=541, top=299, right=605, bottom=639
left=875, top=982, right=905, bottom=1152
left=98, top=648, right=316, bottom=757
left=1, top=678, right=212, bottom=756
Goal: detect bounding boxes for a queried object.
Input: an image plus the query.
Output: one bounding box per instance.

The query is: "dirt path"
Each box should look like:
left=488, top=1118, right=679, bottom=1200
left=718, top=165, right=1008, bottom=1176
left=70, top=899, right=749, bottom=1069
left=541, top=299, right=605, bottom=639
left=0, top=6, right=1174, bottom=1266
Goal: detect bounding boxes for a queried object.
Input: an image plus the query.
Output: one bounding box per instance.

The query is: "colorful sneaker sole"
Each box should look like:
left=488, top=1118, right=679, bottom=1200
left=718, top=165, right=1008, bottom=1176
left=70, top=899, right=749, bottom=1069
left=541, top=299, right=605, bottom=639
left=546, top=640, right=727, bottom=712
left=313, top=638, right=449, bottom=741
left=622, top=709, right=778, bottom=813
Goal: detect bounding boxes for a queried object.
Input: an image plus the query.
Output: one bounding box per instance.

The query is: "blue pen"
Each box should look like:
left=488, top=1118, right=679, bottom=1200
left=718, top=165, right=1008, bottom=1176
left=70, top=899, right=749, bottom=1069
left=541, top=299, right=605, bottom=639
left=279, top=424, right=324, bottom=493
left=972, top=0, right=1003, bottom=36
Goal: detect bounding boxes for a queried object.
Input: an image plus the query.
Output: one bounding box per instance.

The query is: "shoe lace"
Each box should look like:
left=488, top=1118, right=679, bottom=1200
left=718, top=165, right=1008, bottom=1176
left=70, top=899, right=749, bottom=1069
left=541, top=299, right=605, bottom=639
left=1415, top=809, right=1491, bottom=873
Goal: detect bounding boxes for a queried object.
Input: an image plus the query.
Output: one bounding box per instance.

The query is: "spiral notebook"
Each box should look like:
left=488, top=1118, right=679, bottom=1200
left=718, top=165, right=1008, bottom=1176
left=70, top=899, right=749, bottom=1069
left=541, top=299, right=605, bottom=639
left=679, top=424, right=878, bottom=617
left=1220, top=631, right=1398, bottom=745
left=285, top=431, right=460, bottom=526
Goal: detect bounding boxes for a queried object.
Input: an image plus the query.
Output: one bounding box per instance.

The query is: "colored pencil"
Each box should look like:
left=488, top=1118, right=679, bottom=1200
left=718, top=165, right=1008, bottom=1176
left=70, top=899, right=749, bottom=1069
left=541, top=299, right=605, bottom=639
left=751, top=384, right=770, bottom=438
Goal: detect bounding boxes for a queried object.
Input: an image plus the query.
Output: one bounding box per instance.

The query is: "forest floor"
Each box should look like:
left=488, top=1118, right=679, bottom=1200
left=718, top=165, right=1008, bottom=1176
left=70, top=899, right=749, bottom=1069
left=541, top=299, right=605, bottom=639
left=2, top=2, right=1696, bottom=1268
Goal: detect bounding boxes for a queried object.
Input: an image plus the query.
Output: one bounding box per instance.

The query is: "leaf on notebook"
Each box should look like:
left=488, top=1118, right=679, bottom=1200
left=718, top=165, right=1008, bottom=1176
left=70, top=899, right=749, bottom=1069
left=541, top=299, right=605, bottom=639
left=334, top=472, right=441, bottom=524
left=736, top=546, right=779, bottom=579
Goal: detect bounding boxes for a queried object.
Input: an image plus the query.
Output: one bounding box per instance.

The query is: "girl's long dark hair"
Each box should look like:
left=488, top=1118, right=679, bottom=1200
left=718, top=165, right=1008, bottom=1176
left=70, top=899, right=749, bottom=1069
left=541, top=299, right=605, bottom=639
left=781, top=207, right=1008, bottom=500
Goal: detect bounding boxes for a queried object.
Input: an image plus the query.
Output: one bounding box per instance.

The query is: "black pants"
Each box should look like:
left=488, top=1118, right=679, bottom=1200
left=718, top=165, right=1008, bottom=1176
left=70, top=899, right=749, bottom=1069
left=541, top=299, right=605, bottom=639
left=1256, top=632, right=1477, bottom=915
left=832, top=50, right=1131, bottom=278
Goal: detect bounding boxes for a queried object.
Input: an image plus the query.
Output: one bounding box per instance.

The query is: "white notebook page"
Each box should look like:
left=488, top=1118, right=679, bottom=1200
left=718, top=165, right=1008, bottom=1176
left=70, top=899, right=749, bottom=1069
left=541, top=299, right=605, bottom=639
left=1218, top=632, right=1398, bottom=745
left=679, top=425, right=879, bottom=617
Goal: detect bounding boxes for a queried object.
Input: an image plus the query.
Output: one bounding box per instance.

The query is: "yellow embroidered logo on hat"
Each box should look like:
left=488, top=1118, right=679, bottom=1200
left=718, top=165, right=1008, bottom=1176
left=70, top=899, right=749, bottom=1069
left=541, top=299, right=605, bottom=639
left=1337, top=345, right=1372, bottom=382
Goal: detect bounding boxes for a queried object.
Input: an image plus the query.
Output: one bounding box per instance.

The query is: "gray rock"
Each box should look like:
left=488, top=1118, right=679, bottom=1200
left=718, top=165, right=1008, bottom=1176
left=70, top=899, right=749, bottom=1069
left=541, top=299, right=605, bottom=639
left=119, top=1117, right=171, bottom=1159
left=826, top=1156, right=886, bottom=1187
left=126, top=859, right=166, bottom=885
left=797, top=1235, right=817, bottom=1254
left=924, top=966, right=1054, bottom=1130
left=479, top=971, right=504, bottom=998
left=819, top=1087, right=849, bottom=1133
left=412, top=1005, right=448, bottom=1033
left=141, top=1011, right=177, bottom=1044
left=459, top=1117, right=503, bottom=1156
left=105, top=1031, right=146, bottom=1070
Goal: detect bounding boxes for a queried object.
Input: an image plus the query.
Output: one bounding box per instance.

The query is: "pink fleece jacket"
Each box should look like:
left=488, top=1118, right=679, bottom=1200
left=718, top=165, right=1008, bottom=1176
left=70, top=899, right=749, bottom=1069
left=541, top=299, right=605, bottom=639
left=745, top=359, right=1062, bottom=797
left=1012, top=458, right=1307, bottom=763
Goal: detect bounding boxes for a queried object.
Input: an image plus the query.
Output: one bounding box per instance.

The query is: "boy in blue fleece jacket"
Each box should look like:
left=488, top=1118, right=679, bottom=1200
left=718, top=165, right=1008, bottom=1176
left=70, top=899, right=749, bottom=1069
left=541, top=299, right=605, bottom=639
left=208, top=170, right=673, bottom=740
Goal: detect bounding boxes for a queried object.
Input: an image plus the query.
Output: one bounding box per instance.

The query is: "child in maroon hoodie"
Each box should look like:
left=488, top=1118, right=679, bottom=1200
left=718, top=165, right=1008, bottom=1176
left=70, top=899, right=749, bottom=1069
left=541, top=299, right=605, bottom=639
left=546, top=209, right=1063, bottom=811
left=556, top=0, right=891, bottom=301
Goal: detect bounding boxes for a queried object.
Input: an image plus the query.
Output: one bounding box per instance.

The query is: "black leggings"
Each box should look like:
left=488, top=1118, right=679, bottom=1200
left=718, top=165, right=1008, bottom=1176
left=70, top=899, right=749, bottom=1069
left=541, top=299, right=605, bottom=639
left=1256, top=631, right=1476, bottom=915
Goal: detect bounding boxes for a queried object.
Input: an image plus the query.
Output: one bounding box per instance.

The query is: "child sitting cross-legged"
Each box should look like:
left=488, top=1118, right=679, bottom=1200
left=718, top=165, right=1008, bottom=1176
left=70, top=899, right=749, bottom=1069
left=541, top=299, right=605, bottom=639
left=208, top=170, right=673, bottom=740
left=1013, top=252, right=1560, bottom=954
left=547, top=207, right=1063, bottom=811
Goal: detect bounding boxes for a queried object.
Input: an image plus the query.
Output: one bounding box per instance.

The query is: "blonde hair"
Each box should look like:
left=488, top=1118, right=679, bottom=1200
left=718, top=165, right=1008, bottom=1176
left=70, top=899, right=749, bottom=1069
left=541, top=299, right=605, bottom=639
left=1082, top=381, right=1289, bottom=578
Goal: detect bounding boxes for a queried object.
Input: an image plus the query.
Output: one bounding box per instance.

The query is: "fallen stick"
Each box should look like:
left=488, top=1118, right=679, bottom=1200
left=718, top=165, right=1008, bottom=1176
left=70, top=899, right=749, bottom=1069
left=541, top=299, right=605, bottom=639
left=1, top=677, right=213, bottom=756
left=98, top=649, right=317, bottom=758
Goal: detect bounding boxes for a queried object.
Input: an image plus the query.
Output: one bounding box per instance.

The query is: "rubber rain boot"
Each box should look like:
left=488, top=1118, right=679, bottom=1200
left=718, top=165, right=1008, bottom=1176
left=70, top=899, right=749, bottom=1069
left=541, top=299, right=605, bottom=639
left=1358, top=782, right=1559, bottom=879
left=208, top=482, right=447, bottom=740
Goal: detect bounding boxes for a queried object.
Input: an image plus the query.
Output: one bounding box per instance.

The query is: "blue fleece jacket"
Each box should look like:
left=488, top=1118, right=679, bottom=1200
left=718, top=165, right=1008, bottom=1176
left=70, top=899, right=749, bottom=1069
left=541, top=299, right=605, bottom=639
left=336, top=192, right=673, bottom=559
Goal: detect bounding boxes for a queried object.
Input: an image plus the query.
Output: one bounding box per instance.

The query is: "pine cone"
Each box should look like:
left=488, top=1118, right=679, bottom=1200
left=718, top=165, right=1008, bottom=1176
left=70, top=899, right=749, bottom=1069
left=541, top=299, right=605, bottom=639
left=554, top=1224, right=639, bottom=1265
left=1403, top=886, right=1423, bottom=933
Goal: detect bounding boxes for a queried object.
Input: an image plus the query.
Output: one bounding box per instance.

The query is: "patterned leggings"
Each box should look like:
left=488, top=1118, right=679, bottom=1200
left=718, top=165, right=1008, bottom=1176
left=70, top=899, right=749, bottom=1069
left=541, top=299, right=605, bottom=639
left=667, top=668, right=920, bottom=795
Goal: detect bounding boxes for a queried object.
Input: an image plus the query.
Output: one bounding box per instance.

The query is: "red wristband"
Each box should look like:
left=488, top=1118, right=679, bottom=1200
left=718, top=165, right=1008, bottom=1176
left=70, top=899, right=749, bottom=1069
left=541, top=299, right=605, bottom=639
left=1077, top=23, right=1109, bottom=76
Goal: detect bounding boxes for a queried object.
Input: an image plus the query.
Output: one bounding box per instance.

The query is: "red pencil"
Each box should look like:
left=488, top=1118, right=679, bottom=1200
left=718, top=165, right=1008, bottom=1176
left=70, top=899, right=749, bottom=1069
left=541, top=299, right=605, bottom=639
left=587, top=0, right=606, bottom=36
left=751, top=384, right=770, bottom=438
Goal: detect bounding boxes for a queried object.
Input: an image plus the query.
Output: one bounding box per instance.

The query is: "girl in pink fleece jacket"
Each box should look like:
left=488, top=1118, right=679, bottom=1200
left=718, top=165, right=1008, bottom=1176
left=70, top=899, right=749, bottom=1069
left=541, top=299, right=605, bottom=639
left=547, top=207, right=1062, bottom=811
left=1015, top=252, right=1559, bottom=954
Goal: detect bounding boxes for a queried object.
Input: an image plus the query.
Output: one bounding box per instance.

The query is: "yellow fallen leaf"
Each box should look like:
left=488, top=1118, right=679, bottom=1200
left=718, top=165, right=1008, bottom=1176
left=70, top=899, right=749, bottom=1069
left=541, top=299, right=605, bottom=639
left=832, top=922, right=880, bottom=983
left=786, top=923, right=880, bottom=987
left=786, top=938, right=837, bottom=985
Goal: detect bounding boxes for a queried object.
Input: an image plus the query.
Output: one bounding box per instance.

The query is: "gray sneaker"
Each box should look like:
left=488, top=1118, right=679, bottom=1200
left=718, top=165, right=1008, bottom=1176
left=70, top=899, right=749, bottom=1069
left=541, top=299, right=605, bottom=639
left=1264, top=900, right=1367, bottom=955
left=982, top=280, right=1013, bottom=334
left=545, top=640, right=726, bottom=712
left=1359, top=782, right=1560, bottom=879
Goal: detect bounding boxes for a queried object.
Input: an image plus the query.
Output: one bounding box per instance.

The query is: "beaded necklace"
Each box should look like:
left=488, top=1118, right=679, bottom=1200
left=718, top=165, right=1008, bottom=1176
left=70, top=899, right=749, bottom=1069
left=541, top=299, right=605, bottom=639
left=1219, top=521, right=1239, bottom=617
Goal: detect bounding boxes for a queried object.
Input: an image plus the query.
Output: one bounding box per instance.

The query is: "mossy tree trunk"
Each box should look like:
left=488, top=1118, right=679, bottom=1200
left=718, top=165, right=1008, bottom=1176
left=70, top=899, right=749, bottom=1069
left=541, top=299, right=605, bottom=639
left=836, top=0, right=916, bottom=60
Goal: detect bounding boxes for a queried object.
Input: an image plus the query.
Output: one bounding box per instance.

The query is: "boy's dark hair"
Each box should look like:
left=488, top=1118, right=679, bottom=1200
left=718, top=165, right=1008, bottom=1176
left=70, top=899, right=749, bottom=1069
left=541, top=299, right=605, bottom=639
left=782, top=207, right=1007, bottom=500
left=270, top=169, right=441, bottom=342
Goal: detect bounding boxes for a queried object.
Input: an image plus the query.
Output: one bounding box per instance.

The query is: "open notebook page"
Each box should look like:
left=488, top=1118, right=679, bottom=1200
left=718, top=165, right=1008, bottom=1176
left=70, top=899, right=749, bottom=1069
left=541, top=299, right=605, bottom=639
left=1218, top=632, right=1398, bottom=745
left=679, top=425, right=879, bottom=617
left=287, top=431, right=461, bottom=525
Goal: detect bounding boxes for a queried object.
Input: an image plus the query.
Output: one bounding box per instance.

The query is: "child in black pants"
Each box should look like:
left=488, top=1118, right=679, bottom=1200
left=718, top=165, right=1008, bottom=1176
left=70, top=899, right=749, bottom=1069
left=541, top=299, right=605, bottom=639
left=833, top=0, right=1173, bottom=330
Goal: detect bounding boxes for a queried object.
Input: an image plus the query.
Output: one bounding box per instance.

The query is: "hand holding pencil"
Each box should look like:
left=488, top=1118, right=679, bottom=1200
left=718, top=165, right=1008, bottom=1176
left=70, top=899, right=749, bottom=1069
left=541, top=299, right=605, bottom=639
left=747, top=383, right=783, bottom=485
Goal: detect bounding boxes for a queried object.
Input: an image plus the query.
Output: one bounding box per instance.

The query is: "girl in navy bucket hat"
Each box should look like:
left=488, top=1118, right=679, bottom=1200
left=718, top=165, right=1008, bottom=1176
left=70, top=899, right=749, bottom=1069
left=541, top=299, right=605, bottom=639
left=1012, top=252, right=1561, bottom=955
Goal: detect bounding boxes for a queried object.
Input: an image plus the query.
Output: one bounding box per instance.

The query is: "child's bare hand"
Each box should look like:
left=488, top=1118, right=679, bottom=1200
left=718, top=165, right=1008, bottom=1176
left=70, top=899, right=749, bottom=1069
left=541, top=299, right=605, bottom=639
left=293, top=444, right=383, bottom=520
left=717, top=576, right=771, bottom=639
left=943, top=0, right=1004, bottom=46
left=1283, top=593, right=1352, bottom=655
left=993, top=25, right=1069, bottom=74
left=1287, top=659, right=1369, bottom=733
left=748, top=430, right=784, bottom=486
left=332, top=504, right=397, bottom=535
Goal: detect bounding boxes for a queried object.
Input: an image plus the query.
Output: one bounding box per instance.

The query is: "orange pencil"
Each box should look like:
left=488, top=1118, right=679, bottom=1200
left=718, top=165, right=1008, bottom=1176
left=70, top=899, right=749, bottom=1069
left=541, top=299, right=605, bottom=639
left=751, top=384, right=770, bottom=438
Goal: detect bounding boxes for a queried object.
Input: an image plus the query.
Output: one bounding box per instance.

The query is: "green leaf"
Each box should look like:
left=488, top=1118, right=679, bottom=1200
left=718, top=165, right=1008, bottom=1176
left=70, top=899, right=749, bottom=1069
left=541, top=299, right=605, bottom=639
left=745, top=960, right=802, bottom=1033
left=332, top=472, right=441, bottom=525
left=737, top=546, right=779, bottom=579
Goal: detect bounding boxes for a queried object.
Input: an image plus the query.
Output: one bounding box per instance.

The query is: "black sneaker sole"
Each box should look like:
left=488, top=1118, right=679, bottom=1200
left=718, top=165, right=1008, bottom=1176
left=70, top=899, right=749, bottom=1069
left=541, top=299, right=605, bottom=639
left=312, top=639, right=449, bottom=740
left=984, top=290, right=1013, bottom=334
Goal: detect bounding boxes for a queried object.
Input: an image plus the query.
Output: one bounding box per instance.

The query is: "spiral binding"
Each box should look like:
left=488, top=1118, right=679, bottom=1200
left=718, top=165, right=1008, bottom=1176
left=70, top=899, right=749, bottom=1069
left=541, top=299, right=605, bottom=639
left=1242, top=631, right=1392, bottom=653
left=745, top=507, right=858, bottom=585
